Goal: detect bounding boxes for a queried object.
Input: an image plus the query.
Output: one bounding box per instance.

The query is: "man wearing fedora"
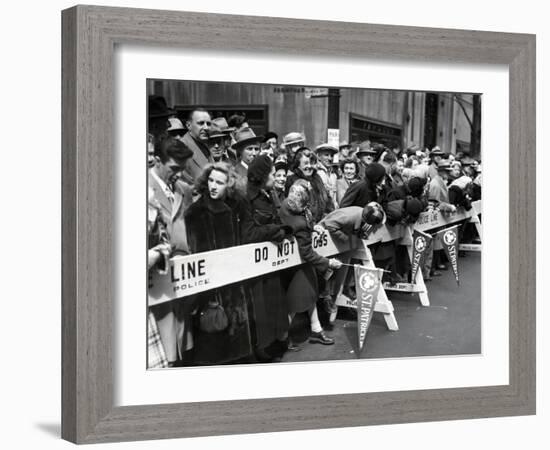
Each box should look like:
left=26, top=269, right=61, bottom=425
left=206, top=117, right=237, bottom=166
left=428, top=146, right=445, bottom=180
left=182, top=107, right=213, bottom=182
left=166, top=117, right=186, bottom=140
left=232, top=128, right=264, bottom=179
left=281, top=131, right=306, bottom=165
left=315, top=143, right=339, bottom=208
left=355, top=140, right=378, bottom=180
left=338, top=141, right=352, bottom=159
left=148, top=94, right=175, bottom=147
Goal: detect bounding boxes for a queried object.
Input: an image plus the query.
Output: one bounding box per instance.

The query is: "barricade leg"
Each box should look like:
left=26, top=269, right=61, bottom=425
left=349, top=244, right=399, bottom=331
left=380, top=227, right=430, bottom=306
left=458, top=208, right=482, bottom=252
left=329, top=253, right=353, bottom=324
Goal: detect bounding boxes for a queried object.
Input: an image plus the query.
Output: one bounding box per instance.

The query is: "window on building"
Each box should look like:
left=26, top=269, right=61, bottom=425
left=349, top=113, right=403, bottom=149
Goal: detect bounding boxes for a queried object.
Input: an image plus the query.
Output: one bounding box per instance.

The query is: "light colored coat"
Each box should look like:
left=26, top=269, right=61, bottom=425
left=182, top=132, right=212, bottom=182
left=148, top=170, right=195, bottom=362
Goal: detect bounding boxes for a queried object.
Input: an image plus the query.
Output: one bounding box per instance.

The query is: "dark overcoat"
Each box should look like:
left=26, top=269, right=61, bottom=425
left=339, top=178, right=381, bottom=208
left=184, top=193, right=253, bottom=365
left=245, top=184, right=289, bottom=348
left=279, top=200, right=330, bottom=314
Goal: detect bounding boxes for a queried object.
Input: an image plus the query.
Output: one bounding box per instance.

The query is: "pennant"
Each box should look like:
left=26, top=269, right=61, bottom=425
left=436, top=225, right=460, bottom=285
left=354, top=265, right=382, bottom=353
left=411, top=229, right=433, bottom=284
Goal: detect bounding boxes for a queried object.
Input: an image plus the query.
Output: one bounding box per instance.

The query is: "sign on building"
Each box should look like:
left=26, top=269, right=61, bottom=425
left=305, top=87, right=329, bottom=98
left=327, top=128, right=340, bottom=147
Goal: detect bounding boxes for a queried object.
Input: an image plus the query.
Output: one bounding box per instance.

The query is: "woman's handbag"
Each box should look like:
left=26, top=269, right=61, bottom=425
left=199, top=295, right=229, bottom=333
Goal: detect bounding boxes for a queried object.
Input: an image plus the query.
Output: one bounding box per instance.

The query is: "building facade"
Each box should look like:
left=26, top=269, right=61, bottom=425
left=149, top=79, right=479, bottom=157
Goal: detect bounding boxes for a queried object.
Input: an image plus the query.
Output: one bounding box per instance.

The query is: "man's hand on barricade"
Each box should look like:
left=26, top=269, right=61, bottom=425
left=313, top=224, right=325, bottom=235
left=147, top=243, right=171, bottom=270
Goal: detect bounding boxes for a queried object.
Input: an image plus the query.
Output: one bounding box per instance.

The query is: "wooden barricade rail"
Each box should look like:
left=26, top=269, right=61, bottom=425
left=149, top=200, right=481, bottom=331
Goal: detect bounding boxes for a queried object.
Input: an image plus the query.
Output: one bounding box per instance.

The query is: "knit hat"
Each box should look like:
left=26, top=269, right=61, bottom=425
left=364, top=162, right=386, bottom=184
left=407, top=177, right=426, bottom=197
left=405, top=197, right=424, bottom=217
left=247, top=154, right=273, bottom=182
left=448, top=185, right=464, bottom=205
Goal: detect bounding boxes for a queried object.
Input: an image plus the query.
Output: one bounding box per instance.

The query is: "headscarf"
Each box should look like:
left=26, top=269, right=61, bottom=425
left=287, top=179, right=313, bottom=228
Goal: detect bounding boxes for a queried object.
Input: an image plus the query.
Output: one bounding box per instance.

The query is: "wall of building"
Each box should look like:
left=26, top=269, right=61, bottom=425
left=149, top=80, right=474, bottom=154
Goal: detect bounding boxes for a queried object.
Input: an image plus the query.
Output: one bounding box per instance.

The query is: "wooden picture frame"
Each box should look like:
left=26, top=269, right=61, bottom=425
left=61, top=5, right=536, bottom=444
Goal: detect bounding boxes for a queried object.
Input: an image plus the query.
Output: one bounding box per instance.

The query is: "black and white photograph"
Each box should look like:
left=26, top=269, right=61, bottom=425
left=146, top=79, right=482, bottom=369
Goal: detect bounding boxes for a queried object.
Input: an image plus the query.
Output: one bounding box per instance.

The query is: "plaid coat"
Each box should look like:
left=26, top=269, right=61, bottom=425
left=147, top=311, right=169, bottom=369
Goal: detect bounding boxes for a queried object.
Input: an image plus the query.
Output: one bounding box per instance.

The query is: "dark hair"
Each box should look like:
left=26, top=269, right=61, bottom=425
left=290, top=147, right=315, bottom=173
left=187, top=107, right=211, bottom=122
left=339, top=158, right=359, bottom=176
left=381, top=151, right=397, bottom=164
left=154, top=136, right=193, bottom=166
left=264, top=131, right=278, bottom=142
left=404, top=155, right=420, bottom=168
left=194, top=162, right=237, bottom=198
left=227, top=113, right=247, bottom=129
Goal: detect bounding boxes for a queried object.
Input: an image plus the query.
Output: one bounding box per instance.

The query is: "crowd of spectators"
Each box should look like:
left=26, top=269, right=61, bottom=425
left=147, top=95, right=482, bottom=368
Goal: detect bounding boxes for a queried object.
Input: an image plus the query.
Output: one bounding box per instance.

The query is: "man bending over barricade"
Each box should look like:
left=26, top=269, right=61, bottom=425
left=315, top=203, right=386, bottom=328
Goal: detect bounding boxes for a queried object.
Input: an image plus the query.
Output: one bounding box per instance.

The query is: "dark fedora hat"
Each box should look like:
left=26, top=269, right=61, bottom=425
left=339, top=140, right=352, bottom=150
left=231, top=127, right=264, bottom=150
left=356, top=141, right=378, bottom=156
left=148, top=95, right=175, bottom=119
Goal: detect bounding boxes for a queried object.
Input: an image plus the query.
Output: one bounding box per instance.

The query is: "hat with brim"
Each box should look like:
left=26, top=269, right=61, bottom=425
left=208, top=118, right=234, bottom=140
left=339, top=141, right=352, bottom=150
left=430, top=146, right=445, bottom=157
left=167, top=117, right=185, bottom=132
left=212, top=117, right=235, bottom=135
left=356, top=140, right=377, bottom=157
left=148, top=95, right=175, bottom=119
left=356, top=148, right=378, bottom=156
left=231, top=127, right=264, bottom=150
left=282, top=132, right=305, bottom=147
left=436, top=160, right=453, bottom=171
left=315, top=143, right=338, bottom=155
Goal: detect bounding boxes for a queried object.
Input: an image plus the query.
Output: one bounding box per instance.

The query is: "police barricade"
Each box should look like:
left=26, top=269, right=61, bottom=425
left=148, top=200, right=481, bottom=333
left=331, top=200, right=481, bottom=325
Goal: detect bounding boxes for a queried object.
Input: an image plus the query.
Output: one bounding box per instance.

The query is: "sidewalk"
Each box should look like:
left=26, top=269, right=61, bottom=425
left=281, top=252, right=481, bottom=362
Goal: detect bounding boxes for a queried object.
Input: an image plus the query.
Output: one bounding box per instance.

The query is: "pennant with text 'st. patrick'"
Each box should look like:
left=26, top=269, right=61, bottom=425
left=436, top=225, right=460, bottom=285
left=411, top=229, right=433, bottom=284
left=354, top=265, right=382, bottom=354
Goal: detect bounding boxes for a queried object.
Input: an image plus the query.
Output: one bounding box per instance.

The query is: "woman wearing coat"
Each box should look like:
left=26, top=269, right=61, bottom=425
left=244, top=155, right=294, bottom=359
left=279, top=179, right=342, bottom=348
left=184, top=162, right=254, bottom=365
left=335, top=158, right=360, bottom=205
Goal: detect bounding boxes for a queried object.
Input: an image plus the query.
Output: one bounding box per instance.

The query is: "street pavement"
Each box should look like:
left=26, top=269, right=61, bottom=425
left=280, top=251, right=481, bottom=362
